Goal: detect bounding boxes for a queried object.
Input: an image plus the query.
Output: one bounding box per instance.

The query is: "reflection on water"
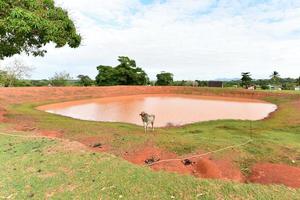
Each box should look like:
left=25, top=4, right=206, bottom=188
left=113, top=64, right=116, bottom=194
left=39, top=95, right=277, bottom=127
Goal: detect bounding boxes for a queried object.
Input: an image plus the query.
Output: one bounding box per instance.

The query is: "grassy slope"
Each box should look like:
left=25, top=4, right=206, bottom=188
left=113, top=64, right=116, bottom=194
left=0, top=128, right=299, bottom=200
left=1, top=88, right=300, bottom=199
left=7, top=94, right=300, bottom=174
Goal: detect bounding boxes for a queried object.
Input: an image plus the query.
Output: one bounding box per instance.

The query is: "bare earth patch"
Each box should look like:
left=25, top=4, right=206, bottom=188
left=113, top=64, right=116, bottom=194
left=0, top=106, right=7, bottom=122
left=123, top=145, right=245, bottom=182
left=40, top=130, right=63, bottom=138
left=248, top=163, right=300, bottom=188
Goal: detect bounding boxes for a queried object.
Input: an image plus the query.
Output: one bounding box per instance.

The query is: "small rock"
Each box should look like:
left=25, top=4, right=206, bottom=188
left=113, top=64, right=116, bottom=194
left=171, top=195, right=175, bottom=199
left=292, top=160, right=296, bottom=164
left=182, top=159, right=193, bottom=166
left=91, top=143, right=102, bottom=148
left=145, top=156, right=160, bottom=165
left=119, top=195, right=123, bottom=198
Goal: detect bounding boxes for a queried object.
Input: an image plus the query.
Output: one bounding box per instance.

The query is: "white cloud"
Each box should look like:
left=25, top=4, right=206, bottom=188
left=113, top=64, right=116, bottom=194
left=2, top=0, right=300, bottom=80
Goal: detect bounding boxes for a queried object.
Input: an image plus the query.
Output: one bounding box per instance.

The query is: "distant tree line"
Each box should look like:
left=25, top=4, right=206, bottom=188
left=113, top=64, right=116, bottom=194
left=1, top=58, right=299, bottom=90
left=238, top=71, right=299, bottom=90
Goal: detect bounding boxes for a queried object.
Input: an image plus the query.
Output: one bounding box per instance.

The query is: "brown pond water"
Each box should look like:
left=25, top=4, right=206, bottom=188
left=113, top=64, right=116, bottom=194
left=37, top=94, right=277, bottom=127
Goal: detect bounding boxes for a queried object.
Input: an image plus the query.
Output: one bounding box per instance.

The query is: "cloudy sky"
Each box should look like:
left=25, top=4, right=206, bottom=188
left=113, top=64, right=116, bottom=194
left=3, top=0, right=300, bottom=80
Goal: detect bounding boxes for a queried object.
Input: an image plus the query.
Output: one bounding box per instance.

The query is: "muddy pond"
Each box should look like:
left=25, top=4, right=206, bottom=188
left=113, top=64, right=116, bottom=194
left=38, top=94, right=277, bottom=127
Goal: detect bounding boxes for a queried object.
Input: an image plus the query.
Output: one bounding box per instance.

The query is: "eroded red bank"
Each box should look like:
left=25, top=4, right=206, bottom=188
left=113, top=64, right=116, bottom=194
left=39, top=130, right=300, bottom=188
left=124, top=145, right=300, bottom=188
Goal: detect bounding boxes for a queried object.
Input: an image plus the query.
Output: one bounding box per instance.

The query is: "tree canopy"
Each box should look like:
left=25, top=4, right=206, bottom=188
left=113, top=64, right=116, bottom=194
left=77, top=75, right=93, bottom=86
left=95, top=57, right=149, bottom=86
left=241, top=72, right=252, bottom=88
left=270, top=71, right=281, bottom=85
left=50, top=71, right=71, bottom=86
left=156, top=71, right=174, bottom=86
left=0, top=0, right=81, bottom=59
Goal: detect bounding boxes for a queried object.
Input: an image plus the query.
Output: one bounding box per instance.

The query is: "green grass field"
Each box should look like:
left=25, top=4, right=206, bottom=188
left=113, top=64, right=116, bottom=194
left=1, top=87, right=300, bottom=199
left=1, top=128, right=299, bottom=199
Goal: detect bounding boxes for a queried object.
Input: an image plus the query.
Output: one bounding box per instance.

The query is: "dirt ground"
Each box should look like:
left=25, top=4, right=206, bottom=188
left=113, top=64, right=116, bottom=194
left=249, top=163, right=300, bottom=188
left=0, top=86, right=300, bottom=188
left=0, top=107, right=6, bottom=122
left=123, top=145, right=245, bottom=182
left=0, top=86, right=292, bottom=105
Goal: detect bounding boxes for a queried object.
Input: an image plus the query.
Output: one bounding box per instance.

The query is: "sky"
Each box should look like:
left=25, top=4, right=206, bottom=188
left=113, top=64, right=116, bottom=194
left=2, top=0, right=300, bottom=80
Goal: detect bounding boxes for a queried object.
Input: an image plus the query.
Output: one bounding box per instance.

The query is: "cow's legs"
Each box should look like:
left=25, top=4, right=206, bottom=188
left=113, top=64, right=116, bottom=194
left=144, top=123, right=147, bottom=133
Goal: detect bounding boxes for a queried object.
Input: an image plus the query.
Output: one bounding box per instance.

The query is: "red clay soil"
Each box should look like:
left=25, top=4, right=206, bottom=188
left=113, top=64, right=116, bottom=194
left=40, top=130, right=64, bottom=138
left=124, top=145, right=244, bottom=182
left=248, top=163, right=300, bottom=188
left=0, top=106, right=6, bottom=122
left=0, top=86, right=294, bottom=105
left=194, top=158, right=245, bottom=182
left=124, top=146, right=192, bottom=175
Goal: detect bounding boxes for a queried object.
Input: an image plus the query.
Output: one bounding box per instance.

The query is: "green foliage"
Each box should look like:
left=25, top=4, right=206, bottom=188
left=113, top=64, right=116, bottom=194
left=95, top=57, right=149, bottom=86
left=156, top=71, right=174, bottom=86
left=95, top=66, right=117, bottom=86
left=282, top=82, right=295, bottom=90
left=296, top=76, right=300, bottom=86
left=13, top=79, right=32, bottom=87
left=77, top=75, right=93, bottom=87
left=270, top=71, right=281, bottom=85
left=50, top=71, right=71, bottom=86
left=195, top=80, right=208, bottom=87
left=0, top=70, right=9, bottom=87
left=260, top=84, right=269, bottom=90
left=241, top=72, right=252, bottom=88
left=30, top=79, right=50, bottom=87
left=0, top=0, right=81, bottom=59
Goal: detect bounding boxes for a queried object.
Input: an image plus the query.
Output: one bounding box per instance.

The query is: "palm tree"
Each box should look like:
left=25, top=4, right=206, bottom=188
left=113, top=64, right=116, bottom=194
left=270, top=71, right=280, bottom=85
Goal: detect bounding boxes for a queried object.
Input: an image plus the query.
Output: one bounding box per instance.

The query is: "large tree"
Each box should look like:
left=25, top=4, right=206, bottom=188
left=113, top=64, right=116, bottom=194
left=0, top=0, right=81, bottom=59
left=95, top=57, right=149, bottom=86
left=156, top=71, right=174, bottom=86
left=95, top=66, right=117, bottom=86
left=241, top=72, right=252, bottom=89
